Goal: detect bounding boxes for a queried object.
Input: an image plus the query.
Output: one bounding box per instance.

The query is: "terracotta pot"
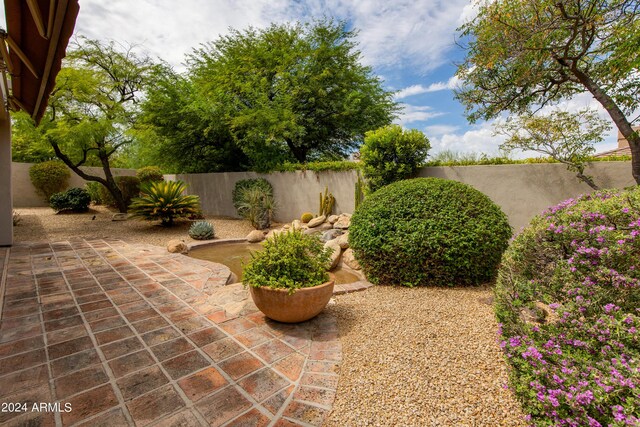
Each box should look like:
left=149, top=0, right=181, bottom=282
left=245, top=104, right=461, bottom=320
left=249, top=281, right=335, bottom=323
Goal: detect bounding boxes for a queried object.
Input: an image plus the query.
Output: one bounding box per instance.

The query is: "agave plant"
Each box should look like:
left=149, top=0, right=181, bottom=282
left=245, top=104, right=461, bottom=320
left=129, top=180, right=200, bottom=226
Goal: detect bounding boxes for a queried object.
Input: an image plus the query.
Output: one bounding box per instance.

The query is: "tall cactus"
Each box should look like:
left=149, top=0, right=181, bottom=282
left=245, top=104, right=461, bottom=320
left=319, top=187, right=335, bottom=216
left=355, top=172, right=365, bottom=210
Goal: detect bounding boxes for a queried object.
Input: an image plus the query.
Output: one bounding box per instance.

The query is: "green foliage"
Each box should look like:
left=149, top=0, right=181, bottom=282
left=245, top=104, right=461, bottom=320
left=29, top=161, right=70, bottom=202
left=456, top=0, right=640, bottom=183
left=360, top=125, right=430, bottom=192
left=354, top=172, right=365, bottom=210
left=10, top=112, right=54, bottom=162
left=232, top=179, right=274, bottom=228
left=188, top=221, right=215, bottom=240
left=49, top=188, right=91, bottom=212
left=136, top=166, right=164, bottom=184
left=98, top=176, right=141, bottom=208
left=243, top=229, right=331, bottom=293
left=495, top=189, right=640, bottom=426
left=496, top=109, right=611, bottom=189
left=318, top=187, right=335, bottom=217
left=85, top=182, right=103, bottom=205
left=129, top=180, right=201, bottom=226
left=273, top=161, right=361, bottom=172
left=300, top=212, right=314, bottom=223
left=349, top=178, right=512, bottom=287
left=187, top=20, right=398, bottom=167
left=424, top=150, right=631, bottom=167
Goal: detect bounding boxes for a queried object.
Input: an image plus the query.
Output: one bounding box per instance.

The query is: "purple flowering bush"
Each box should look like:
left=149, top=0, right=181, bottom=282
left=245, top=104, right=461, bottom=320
left=495, top=188, right=640, bottom=426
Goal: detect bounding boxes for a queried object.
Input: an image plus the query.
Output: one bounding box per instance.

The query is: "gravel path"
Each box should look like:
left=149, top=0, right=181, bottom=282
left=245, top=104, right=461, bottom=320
left=324, top=286, right=526, bottom=427
left=11, top=207, right=526, bottom=425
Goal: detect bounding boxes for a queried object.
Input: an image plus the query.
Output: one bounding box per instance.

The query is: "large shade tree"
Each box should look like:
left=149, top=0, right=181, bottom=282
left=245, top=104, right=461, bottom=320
left=27, top=38, right=156, bottom=212
left=456, top=0, right=640, bottom=183
left=187, top=20, right=398, bottom=169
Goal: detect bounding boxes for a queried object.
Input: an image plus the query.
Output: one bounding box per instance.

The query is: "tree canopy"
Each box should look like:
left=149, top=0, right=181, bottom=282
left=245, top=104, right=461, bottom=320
left=183, top=20, right=398, bottom=169
left=456, top=0, right=640, bottom=183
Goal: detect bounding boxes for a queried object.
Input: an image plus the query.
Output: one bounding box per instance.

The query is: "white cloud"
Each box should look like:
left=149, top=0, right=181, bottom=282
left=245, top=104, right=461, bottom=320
left=395, top=75, right=462, bottom=99
left=429, top=120, right=506, bottom=155
left=71, top=0, right=469, bottom=73
left=395, top=104, right=445, bottom=126
left=424, top=124, right=460, bottom=137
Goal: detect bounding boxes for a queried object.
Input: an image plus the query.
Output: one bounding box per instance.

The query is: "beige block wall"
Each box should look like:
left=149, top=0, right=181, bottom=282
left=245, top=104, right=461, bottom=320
left=12, top=162, right=136, bottom=207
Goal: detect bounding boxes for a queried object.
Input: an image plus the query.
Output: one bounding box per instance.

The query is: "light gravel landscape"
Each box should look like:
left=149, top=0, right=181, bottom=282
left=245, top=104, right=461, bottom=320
left=12, top=207, right=526, bottom=426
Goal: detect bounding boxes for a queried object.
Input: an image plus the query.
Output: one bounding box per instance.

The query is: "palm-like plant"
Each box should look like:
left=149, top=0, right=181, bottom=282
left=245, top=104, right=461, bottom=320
left=129, top=180, right=200, bottom=226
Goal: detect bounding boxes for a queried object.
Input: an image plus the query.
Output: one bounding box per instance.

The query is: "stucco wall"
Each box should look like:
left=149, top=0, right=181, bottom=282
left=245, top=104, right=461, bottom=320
left=12, top=162, right=136, bottom=207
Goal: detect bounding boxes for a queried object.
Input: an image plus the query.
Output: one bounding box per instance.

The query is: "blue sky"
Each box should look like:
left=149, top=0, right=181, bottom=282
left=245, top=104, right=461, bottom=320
left=1, top=0, right=620, bottom=156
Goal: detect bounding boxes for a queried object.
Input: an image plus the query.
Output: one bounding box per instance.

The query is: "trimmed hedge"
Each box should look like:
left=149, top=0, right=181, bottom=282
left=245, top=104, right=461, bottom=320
left=495, top=188, right=640, bottom=426
left=98, top=175, right=141, bottom=208
left=136, top=166, right=164, bottom=184
left=349, top=178, right=512, bottom=286
left=29, top=161, right=70, bottom=202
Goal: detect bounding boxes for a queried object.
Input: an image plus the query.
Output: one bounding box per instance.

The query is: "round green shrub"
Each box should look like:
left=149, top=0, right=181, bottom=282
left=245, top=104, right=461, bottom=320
left=349, top=178, right=512, bottom=286
left=49, top=187, right=91, bottom=212
left=300, top=212, right=314, bottom=223
left=136, top=166, right=164, bottom=184
left=98, top=175, right=141, bottom=208
left=495, top=189, right=640, bottom=426
left=29, top=160, right=70, bottom=202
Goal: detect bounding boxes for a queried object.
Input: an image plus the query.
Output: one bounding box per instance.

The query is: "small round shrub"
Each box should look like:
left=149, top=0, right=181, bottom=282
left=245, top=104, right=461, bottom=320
left=29, top=160, right=70, bottom=202
left=49, top=187, right=91, bottom=212
left=189, top=221, right=215, bottom=240
left=300, top=212, right=314, bottom=223
left=495, top=188, right=640, bottom=426
left=98, top=175, right=141, bottom=208
left=360, top=125, right=430, bottom=193
left=136, top=166, right=164, bottom=184
left=349, top=178, right=512, bottom=286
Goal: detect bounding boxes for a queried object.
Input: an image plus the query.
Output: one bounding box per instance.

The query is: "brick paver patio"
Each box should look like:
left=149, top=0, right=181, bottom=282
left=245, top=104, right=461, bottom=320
left=0, top=239, right=347, bottom=426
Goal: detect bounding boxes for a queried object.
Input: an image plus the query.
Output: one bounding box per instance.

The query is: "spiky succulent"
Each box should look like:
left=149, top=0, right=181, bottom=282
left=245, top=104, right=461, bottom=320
left=129, top=180, right=200, bottom=226
left=189, top=221, right=215, bottom=240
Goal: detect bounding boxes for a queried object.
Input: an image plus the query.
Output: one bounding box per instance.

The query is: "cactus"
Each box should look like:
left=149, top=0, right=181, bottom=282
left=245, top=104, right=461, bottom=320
left=300, top=212, right=314, bottom=223
left=189, top=221, right=215, bottom=240
left=319, top=187, right=335, bottom=217
left=355, top=173, right=365, bottom=210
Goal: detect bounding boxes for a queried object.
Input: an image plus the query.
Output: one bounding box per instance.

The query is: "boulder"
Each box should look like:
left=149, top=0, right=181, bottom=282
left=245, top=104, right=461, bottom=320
left=333, top=213, right=352, bottom=229
left=327, top=215, right=339, bottom=224
left=283, top=224, right=290, bottom=230
left=111, top=213, right=127, bottom=221
left=291, top=220, right=302, bottom=230
left=321, top=229, right=343, bottom=242
left=307, top=215, right=326, bottom=228
left=246, top=230, right=265, bottom=243
left=342, top=248, right=361, bottom=270
left=167, top=240, right=188, bottom=254
left=324, top=240, right=342, bottom=270
left=316, top=222, right=333, bottom=231
left=335, top=231, right=349, bottom=249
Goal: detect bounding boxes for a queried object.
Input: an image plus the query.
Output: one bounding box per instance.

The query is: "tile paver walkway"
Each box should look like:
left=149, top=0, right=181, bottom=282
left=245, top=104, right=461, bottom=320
left=0, top=239, right=345, bottom=427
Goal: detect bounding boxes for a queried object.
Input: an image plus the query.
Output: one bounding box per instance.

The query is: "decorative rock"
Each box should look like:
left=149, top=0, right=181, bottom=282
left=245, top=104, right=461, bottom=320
left=167, top=240, right=188, bottom=254
left=334, top=213, right=352, bottom=229
left=111, top=213, right=127, bottom=221
left=325, top=239, right=342, bottom=270
left=316, top=222, right=333, bottom=232
left=291, top=219, right=302, bottom=230
left=342, top=248, right=361, bottom=270
left=246, top=230, right=265, bottom=243
left=336, top=231, right=349, bottom=249
left=307, top=215, right=326, bottom=228
left=327, top=215, right=339, bottom=224
left=321, top=229, right=344, bottom=242
left=283, top=224, right=290, bottom=230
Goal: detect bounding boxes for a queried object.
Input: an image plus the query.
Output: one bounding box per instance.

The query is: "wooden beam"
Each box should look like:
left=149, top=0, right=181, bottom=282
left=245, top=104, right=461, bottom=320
left=0, top=38, right=14, bottom=76
left=0, top=69, right=9, bottom=119
left=9, top=95, right=29, bottom=112
left=6, top=36, right=40, bottom=79
left=47, top=0, right=56, bottom=39
left=26, top=0, right=48, bottom=39
left=33, top=0, right=68, bottom=120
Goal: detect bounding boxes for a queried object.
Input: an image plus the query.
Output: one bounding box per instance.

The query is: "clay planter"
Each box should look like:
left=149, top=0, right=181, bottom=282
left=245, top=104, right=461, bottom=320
left=249, top=281, right=334, bottom=323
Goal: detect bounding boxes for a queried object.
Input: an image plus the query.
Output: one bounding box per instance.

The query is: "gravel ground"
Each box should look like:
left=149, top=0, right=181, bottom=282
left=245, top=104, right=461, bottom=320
left=12, top=207, right=526, bottom=426
left=324, top=286, right=527, bottom=427
left=12, top=206, right=258, bottom=247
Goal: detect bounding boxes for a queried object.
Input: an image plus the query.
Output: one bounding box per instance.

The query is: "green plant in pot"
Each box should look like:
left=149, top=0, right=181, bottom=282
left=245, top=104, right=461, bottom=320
left=243, top=229, right=334, bottom=323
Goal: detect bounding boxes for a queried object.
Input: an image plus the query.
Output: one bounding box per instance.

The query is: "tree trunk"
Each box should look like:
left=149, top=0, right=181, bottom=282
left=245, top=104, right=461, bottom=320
left=285, top=139, right=308, bottom=163
left=571, top=68, right=640, bottom=184
left=98, top=154, right=127, bottom=213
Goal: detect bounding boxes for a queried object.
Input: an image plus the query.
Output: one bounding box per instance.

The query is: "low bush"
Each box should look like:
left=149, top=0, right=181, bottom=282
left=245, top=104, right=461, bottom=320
left=349, top=178, right=512, bottom=286
left=495, top=188, right=640, bottom=426
left=29, top=161, right=70, bottom=202
left=129, top=180, right=200, bottom=226
left=243, top=229, right=331, bottom=293
left=136, top=166, right=164, bottom=184
left=98, top=176, right=141, bottom=208
left=85, top=182, right=103, bottom=205
left=49, top=188, right=91, bottom=212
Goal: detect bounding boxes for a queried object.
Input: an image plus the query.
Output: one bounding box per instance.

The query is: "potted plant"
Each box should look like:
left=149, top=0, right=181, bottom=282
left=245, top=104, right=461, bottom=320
left=243, top=229, right=334, bottom=323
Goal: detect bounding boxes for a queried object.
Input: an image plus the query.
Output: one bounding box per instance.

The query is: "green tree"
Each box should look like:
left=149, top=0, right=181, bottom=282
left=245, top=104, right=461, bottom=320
left=187, top=20, right=398, bottom=168
left=30, top=38, right=156, bottom=212
left=456, top=0, right=640, bottom=183
left=495, top=109, right=611, bottom=190
left=360, top=125, right=431, bottom=192
left=11, top=112, right=54, bottom=162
